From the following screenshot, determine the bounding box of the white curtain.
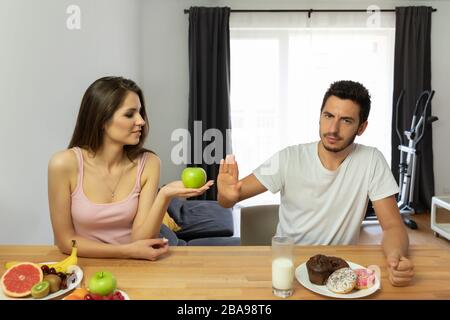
[230,11,395,206]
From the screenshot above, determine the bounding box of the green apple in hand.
[88,271,117,296]
[181,167,207,188]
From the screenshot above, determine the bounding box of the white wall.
[143,0,450,195]
[0,0,142,244]
[141,0,210,184]
[1,0,449,244]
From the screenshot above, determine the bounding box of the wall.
[0,0,142,244]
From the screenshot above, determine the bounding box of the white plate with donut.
[295,261,380,299]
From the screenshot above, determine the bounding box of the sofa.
[167,197,240,246]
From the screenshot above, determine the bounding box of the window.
[230,12,395,206]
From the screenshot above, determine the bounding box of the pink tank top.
[70,147,148,245]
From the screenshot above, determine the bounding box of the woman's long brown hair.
[68,76,153,161]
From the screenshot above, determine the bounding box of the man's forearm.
[381,226,409,258]
[217,174,268,208]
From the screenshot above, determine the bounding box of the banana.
[4,240,78,273]
[4,261,22,269]
[46,240,78,273]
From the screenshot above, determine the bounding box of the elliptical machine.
[394,89,438,229]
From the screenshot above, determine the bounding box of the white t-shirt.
[253,142,399,245]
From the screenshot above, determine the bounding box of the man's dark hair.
[320,80,371,124]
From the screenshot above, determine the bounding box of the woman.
[48,76,213,260]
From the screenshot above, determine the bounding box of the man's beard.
[321,132,357,153]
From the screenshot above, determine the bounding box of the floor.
[359,211,450,251]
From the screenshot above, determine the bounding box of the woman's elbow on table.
[54,237,74,255]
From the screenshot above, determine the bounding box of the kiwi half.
[31,280,50,299]
[44,274,62,293]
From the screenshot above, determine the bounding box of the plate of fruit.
[63,271,128,300]
[1,240,82,300]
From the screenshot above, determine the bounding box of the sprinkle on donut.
[326,267,357,294]
[354,268,376,289]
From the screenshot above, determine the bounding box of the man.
[217,80,414,286]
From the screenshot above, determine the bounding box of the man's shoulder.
[354,143,382,158]
[352,144,389,170]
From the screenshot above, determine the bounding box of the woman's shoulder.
[142,151,161,170]
[139,151,161,181]
[48,148,78,174]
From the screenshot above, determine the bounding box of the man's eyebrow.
[322,111,355,121]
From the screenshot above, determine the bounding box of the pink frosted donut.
[354,268,376,289]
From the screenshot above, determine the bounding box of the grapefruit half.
[1,262,43,297]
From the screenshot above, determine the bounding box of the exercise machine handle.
[415,90,435,145]
[395,90,405,145]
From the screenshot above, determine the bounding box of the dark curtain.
[188,7,231,200]
[391,6,434,210]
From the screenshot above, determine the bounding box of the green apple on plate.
[88,271,116,296]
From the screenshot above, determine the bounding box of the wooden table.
[1,245,450,300]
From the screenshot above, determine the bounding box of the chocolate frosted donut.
[328,256,350,272]
[306,254,333,285]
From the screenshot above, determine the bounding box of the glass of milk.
[272,236,294,298]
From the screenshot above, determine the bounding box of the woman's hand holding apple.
[160,180,214,200]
